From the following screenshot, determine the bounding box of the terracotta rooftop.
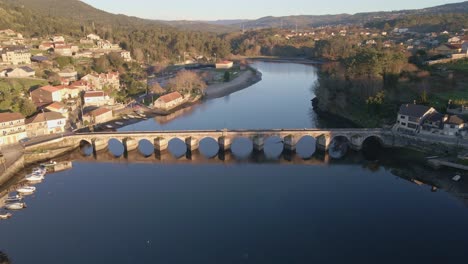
[46,102,66,111]
[0,112,25,123]
[87,107,112,117]
[84,91,107,98]
[157,92,182,103]
[40,85,60,93]
[26,112,65,124]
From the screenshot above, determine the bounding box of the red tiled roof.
[157,92,182,103]
[84,91,107,98]
[40,85,60,93]
[87,107,112,117]
[46,102,65,110]
[26,112,65,124]
[0,112,25,123]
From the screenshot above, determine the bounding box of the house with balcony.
[26,112,67,137]
[0,46,31,65]
[0,112,27,146]
[396,104,436,133]
[83,91,114,107]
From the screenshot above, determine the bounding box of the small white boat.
[105,124,114,129]
[122,116,129,120]
[5,202,27,210]
[127,114,136,119]
[25,174,44,182]
[0,212,12,220]
[17,186,36,195]
[6,194,22,203]
[40,161,56,167]
[452,175,462,182]
[115,121,124,126]
[138,113,146,118]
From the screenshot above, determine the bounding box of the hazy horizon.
[81,0,460,21]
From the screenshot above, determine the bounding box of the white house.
[443,115,465,136]
[396,104,436,133]
[216,60,234,69]
[84,91,114,106]
[153,92,184,110]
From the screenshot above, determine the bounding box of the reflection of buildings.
[154,103,200,125]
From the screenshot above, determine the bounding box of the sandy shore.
[204,69,262,99]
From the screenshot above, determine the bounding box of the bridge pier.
[93,139,108,152]
[154,137,168,152]
[218,136,232,151]
[283,135,297,151]
[252,135,265,151]
[124,138,138,152]
[185,137,199,152]
[316,135,331,152]
[218,149,233,161]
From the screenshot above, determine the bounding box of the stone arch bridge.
[59,128,394,154]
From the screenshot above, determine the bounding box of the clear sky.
[81,0,459,20]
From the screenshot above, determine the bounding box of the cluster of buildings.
[0,111,67,146]
[395,104,467,137]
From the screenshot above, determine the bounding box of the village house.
[396,104,436,133]
[83,107,113,125]
[422,112,445,133]
[0,46,31,65]
[55,85,81,100]
[216,60,234,69]
[82,71,120,90]
[38,42,54,51]
[120,51,132,62]
[4,66,35,78]
[26,112,67,137]
[58,69,78,82]
[30,86,63,107]
[83,91,114,106]
[87,34,101,41]
[0,112,27,146]
[52,36,65,43]
[70,80,91,91]
[435,43,463,55]
[45,102,69,118]
[153,92,184,110]
[54,46,73,56]
[443,115,465,136]
[97,40,119,50]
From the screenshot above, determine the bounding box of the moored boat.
[40,161,56,167]
[105,124,114,129]
[0,212,12,220]
[17,186,36,195]
[115,121,124,126]
[122,116,129,120]
[25,174,44,182]
[5,202,27,210]
[6,194,22,203]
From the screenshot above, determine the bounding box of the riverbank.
[247,56,325,65]
[204,68,262,99]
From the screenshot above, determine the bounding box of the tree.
[19,99,37,117]
[223,71,231,82]
[167,70,207,92]
[149,82,165,94]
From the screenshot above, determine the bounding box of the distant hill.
[232,1,468,30]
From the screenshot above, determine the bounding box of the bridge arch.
[199,137,219,159]
[108,138,125,157]
[362,135,385,161]
[137,138,155,157]
[168,137,187,158]
[231,136,253,160]
[264,135,284,159]
[296,135,317,159]
[79,139,94,156]
[329,135,350,159]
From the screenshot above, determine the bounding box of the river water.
[1,62,468,264]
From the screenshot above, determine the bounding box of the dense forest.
[0,1,231,62]
[365,13,468,33]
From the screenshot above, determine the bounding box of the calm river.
[1,62,468,264]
